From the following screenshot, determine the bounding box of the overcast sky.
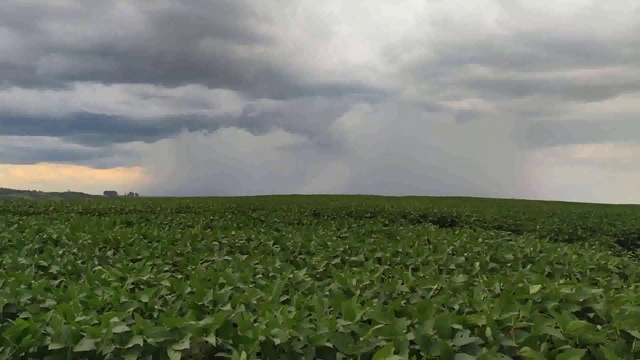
[1,0,639,203]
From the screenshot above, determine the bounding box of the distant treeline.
[0,187,95,199]
[103,191,140,197]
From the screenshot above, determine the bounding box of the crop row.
[4,196,639,253]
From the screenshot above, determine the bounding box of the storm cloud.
[1,0,640,203]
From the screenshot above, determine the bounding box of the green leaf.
[48,342,66,350]
[171,335,191,351]
[600,345,622,360]
[329,332,354,354]
[453,274,468,283]
[342,297,357,322]
[500,337,518,348]
[519,347,544,360]
[143,327,172,344]
[564,320,605,344]
[73,337,96,352]
[566,320,591,335]
[626,330,640,340]
[361,324,385,340]
[437,341,456,359]
[454,354,476,360]
[125,335,144,349]
[464,314,486,326]
[199,309,232,332]
[123,348,142,360]
[539,326,565,340]
[271,328,290,345]
[434,313,454,339]
[372,343,395,360]
[112,324,131,334]
[203,333,217,346]
[556,348,587,360]
[485,327,493,341]
[167,348,181,360]
[529,285,542,294]
[453,330,481,347]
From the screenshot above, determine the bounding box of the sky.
[1,0,640,203]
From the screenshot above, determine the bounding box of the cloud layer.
[1,0,640,203]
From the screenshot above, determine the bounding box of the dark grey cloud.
[236,94,389,142]
[0,90,385,150]
[0,0,390,158]
[0,113,216,146]
[0,1,379,99]
[0,135,136,169]
[0,147,132,169]
[2,147,103,165]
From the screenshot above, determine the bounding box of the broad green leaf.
[171,335,191,351]
[529,285,542,294]
[372,343,395,360]
[167,348,181,360]
[112,324,131,334]
[556,348,587,360]
[341,296,362,322]
[329,332,354,354]
[123,348,142,360]
[538,326,565,340]
[454,353,476,360]
[203,333,217,346]
[73,337,96,352]
[48,342,66,350]
[271,328,290,345]
[626,330,640,340]
[519,347,544,360]
[600,345,621,360]
[434,313,454,339]
[125,335,144,349]
[361,324,385,340]
[566,320,591,335]
[453,330,481,347]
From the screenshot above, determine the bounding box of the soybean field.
[1,196,639,359]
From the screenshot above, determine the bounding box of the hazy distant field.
[1,196,639,359]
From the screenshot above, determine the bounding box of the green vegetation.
[1,195,639,359]
[0,188,96,200]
